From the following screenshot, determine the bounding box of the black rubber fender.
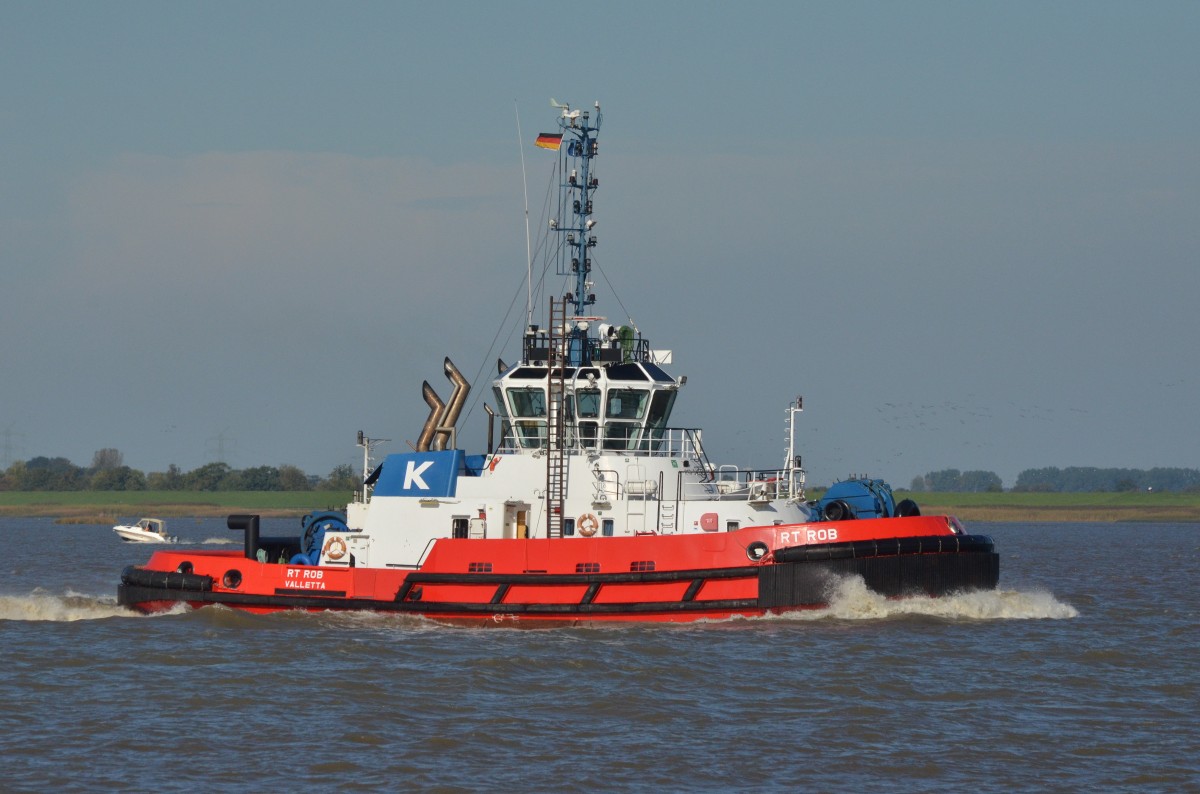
[121,565,213,592]
[772,534,995,563]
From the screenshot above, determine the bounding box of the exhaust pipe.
[416,381,444,452]
[433,358,470,451]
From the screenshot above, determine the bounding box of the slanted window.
[566,389,600,449]
[507,387,548,449]
[606,363,649,381]
[577,422,599,448]
[602,423,638,450]
[606,389,648,419]
[514,421,546,449]
[491,386,510,418]
[642,363,675,382]
[646,390,675,429]
[508,388,546,417]
[603,389,649,451]
[576,388,601,418]
[639,389,677,451]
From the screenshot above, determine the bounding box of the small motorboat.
[113,518,175,544]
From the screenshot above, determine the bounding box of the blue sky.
[2,1,1197,488]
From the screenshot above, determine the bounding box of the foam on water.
[0,590,190,622]
[771,575,1078,622]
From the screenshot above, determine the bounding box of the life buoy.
[323,536,348,560]
[578,513,600,537]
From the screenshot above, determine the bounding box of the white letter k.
[404,461,434,490]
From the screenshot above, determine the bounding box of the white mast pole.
[515,101,534,327]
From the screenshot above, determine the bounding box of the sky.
[2,1,1197,489]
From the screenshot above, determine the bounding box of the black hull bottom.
[118,535,999,619]
[758,550,1000,608]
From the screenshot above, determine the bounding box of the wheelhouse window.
[576,388,601,418]
[491,386,509,419]
[508,388,547,418]
[604,389,648,451]
[645,390,675,429]
[640,389,677,451]
[508,387,547,449]
[571,388,601,449]
[606,389,648,420]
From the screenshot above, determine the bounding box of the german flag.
[535,132,563,150]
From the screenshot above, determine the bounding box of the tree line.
[0,449,359,492]
[911,466,1200,493]
[1011,466,1200,493]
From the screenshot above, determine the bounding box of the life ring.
[323,536,348,560]
[578,513,600,537]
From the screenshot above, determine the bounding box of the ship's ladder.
[658,500,677,533]
[545,297,568,538]
[625,464,658,533]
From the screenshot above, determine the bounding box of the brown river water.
[0,518,1195,791]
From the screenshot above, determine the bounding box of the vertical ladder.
[545,298,568,538]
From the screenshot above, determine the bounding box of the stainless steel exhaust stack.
[416,381,444,452]
[433,358,470,451]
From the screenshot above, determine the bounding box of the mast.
[552,99,602,366]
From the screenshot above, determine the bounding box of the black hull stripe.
[118,549,1000,617]
[118,583,758,615]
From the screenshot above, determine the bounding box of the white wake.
[0,591,186,622]
[774,576,1078,621]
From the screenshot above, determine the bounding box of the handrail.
[492,427,806,504]
[497,424,709,461]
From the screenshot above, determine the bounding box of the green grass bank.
[2,489,1198,523]
[0,491,353,521]
[888,490,1200,522]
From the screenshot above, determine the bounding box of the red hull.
[117,516,998,624]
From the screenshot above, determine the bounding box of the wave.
[770,576,1078,622]
[0,591,187,622]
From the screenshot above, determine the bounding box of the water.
[1,517,1196,792]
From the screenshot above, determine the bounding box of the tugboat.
[118,101,998,623]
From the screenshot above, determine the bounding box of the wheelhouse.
[487,316,685,455]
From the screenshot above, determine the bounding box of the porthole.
[746,541,770,562]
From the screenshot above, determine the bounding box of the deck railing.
[497,424,708,461]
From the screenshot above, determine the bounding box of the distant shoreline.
[1,489,1197,523]
[0,490,350,522]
